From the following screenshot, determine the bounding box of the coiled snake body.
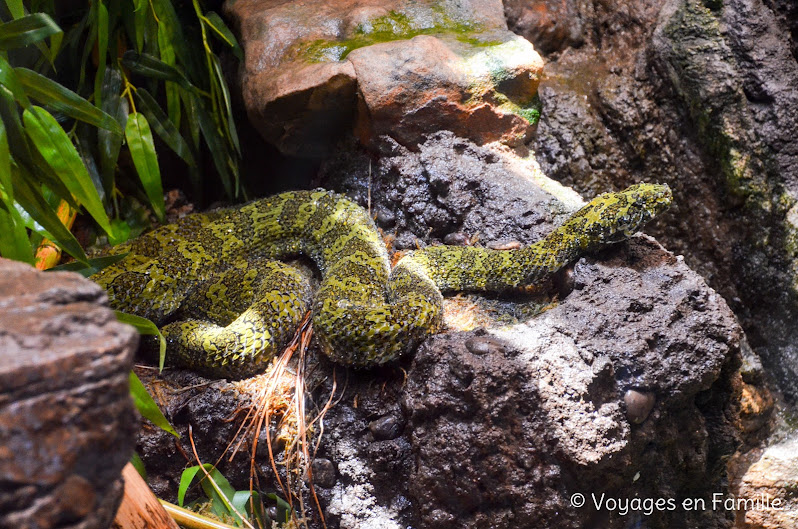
[92,183,672,378]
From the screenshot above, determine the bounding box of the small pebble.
[465,336,507,356]
[369,415,404,441]
[443,232,471,246]
[311,458,337,488]
[624,389,656,424]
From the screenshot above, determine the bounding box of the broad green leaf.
[15,68,122,134]
[115,311,166,370]
[75,130,104,202]
[178,464,212,507]
[98,68,126,194]
[0,205,33,263]
[50,252,129,276]
[121,51,194,92]
[151,0,201,83]
[23,106,115,236]
[200,467,238,520]
[0,13,60,51]
[10,166,87,263]
[202,12,243,60]
[0,55,30,108]
[125,113,164,221]
[93,1,108,107]
[193,94,234,197]
[128,370,178,437]
[0,117,12,202]
[135,88,195,165]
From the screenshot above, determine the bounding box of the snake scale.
[91,183,672,378]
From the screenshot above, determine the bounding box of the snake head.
[576,183,673,246]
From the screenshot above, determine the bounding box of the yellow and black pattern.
[91,183,672,377]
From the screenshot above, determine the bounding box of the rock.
[624,389,656,425]
[0,258,138,529]
[135,134,743,528]
[223,0,542,156]
[517,0,798,402]
[730,432,798,528]
[404,237,741,528]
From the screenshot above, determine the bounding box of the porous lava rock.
[0,258,138,529]
[509,0,798,404]
[223,0,543,156]
[136,135,742,528]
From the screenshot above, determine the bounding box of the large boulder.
[223,0,543,156]
[0,259,138,529]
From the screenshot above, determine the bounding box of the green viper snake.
[91,183,672,378]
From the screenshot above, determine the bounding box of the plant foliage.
[0,0,242,265]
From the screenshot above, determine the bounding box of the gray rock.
[0,258,138,529]
[514,0,798,403]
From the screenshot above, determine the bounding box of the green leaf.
[156,21,180,128]
[10,166,88,263]
[115,310,166,370]
[121,50,195,92]
[125,113,165,221]
[93,1,108,107]
[133,0,146,52]
[50,252,129,276]
[0,205,33,263]
[192,94,234,197]
[0,55,30,108]
[178,464,212,507]
[200,467,238,520]
[98,68,126,194]
[130,451,147,480]
[0,13,60,51]
[4,0,25,19]
[210,54,240,156]
[135,88,195,165]
[128,370,178,437]
[0,116,13,202]
[23,106,115,237]
[202,12,243,60]
[14,68,123,134]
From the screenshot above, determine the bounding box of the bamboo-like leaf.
[125,113,164,221]
[0,55,30,108]
[23,106,115,236]
[98,68,126,194]
[130,452,147,480]
[50,252,129,276]
[133,0,146,52]
[156,21,180,128]
[135,88,195,165]
[0,118,32,262]
[93,1,108,107]
[11,166,88,263]
[121,50,194,92]
[193,94,233,197]
[0,13,60,51]
[0,206,32,262]
[210,54,240,155]
[128,370,178,436]
[15,68,122,134]
[4,0,25,18]
[202,12,243,60]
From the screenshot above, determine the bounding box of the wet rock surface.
[0,258,138,529]
[137,135,742,528]
[510,0,798,402]
[223,0,542,156]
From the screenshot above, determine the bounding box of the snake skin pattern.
[91,183,672,378]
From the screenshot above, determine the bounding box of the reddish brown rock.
[224,0,543,156]
[0,258,138,529]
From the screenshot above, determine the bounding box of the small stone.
[443,232,471,246]
[369,415,404,441]
[465,336,507,356]
[624,389,656,424]
[311,458,337,488]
